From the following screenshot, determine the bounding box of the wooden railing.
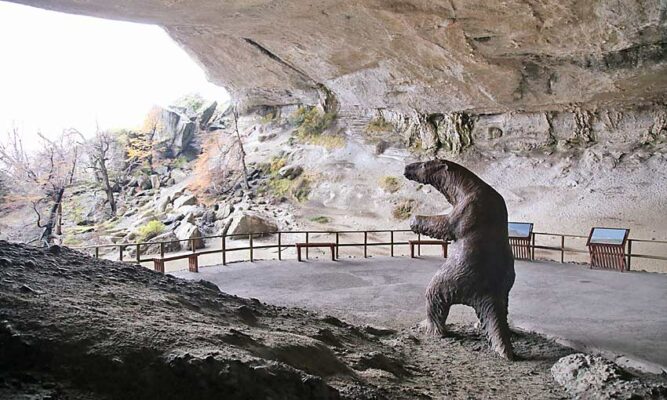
[73,229,667,273]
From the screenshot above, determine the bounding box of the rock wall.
[10,0,667,114]
[361,102,667,158]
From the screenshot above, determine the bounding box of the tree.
[0,128,83,246]
[87,130,125,215]
[232,106,250,190]
[189,106,250,197]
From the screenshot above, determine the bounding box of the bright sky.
[0,1,230,150]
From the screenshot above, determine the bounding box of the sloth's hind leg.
[424,271,453,336]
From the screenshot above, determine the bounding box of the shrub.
[309,215,331,224]
[174,93,205,112]
[267,176,311,202]
[270,157,287,175]
[260,112,277,125]
[269,178,292,197]
[290,106,343,149]
[137,220,166,242]
[172,155,189,169]
[392,200,416,221]
[379,176,401,193]
[365,116,394,134]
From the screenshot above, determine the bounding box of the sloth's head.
[404,159,452,185]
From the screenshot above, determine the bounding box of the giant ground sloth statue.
[404,159,515,360]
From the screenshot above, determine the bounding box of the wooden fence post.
[364,231,368,258]
[278,232,282,261]
[305,232,309,259]
[249,233,254,262]
[390,231,394,257]
[222,235,226,266]
[95,247,99,259]
[335,232,340,258]
[560,235,565,263]
[119,245,124,262]
[626,239,632,271]
[136,243,141,263]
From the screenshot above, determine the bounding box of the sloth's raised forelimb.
[409,214,456,241]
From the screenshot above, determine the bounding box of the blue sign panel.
[589,228,629,246]
[508,222,533,238]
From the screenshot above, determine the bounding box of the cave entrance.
[0,1,230,147]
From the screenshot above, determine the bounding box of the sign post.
[586,227,630,272]
[508,222,534,260]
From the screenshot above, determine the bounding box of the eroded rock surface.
[10,0,667,113]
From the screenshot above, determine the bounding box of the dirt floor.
[1,241,665,399]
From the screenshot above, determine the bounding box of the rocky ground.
[1,241,666,399]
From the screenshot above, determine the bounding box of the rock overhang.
[8,0,667,113]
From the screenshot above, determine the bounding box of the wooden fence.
[73,229,667,273]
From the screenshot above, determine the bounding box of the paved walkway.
[174,257,667,373]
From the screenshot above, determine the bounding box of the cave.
[1,1,667,399]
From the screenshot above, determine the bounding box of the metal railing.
[73,228,667,273]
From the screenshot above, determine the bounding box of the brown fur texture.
[404,159,515,360]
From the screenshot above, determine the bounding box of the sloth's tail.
[476,296,514,360]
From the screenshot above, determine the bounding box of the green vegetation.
[365,116,394,134]
[269,178,292,197]
[267,175,312,203]
[172,155,189,169]
[137,220,166,242]
[174,93,205,112]
[309,215,331,224]
[269,157,287,175]
[290,106,343,149]
[260,112,277,125]
[292,178,311,202]
[379,176,401,193]
[392,199,416,221]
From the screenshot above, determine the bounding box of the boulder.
[278,165,303,180]
[153,107,197,157]
[170,168,188,184]
[150,175,161,190]
[215,204,233,220]
[174,194,197,209]
[157,194,172,212]
[227,212,278,239]
[175,222,205,250]
[162,212,184,225]
[551,353,667,399]
[202,210,217,224]
[136,176,152,190]
[128,231,182,257]
[199,101,218,129]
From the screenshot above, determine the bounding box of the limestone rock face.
[12,0,667,113]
